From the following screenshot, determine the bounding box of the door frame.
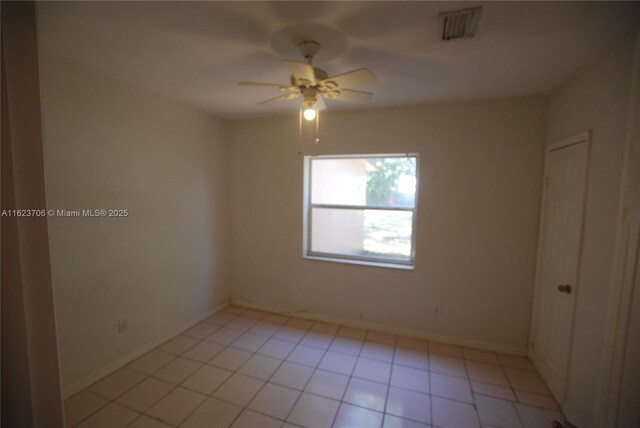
[528,131,591,403]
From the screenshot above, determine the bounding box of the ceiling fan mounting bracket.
[299,40,321,62]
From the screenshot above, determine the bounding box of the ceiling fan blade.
[330,89,373,104]
[239,81,297,91]
[257,93,300,105]
[283,60,316,85]
[321,68,377,88]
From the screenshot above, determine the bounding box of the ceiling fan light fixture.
[303,107,317,121]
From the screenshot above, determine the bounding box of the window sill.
[303,254,415,271]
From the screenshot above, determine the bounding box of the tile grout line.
[328,332,366,428]
[68,306,561,428]
[280,327,337,427]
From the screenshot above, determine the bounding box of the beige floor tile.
[257,338,295,360]
[248,383,300,420]
[394,347,429,370]
[318,351,357,375]
[310,322,341,335]
[181,397,242,428]
[226,316,259,332]
[249,321,281,337]
[361,342,395,363]
[127,414,174,428]
[462,348,500,365]
[475,394,523,427]
[232,409,283,427]
[241,309,267,320]
[145,387,206,426]
[213,373,264,406]
[181,364,233,395]
[505,368,550,395]
[430,372,473,403]
[471,380,516,401]
[432,396,480,428]
[232,332,269,352]
[158,335,198,355]
[304,369,350,400]
[273,326,307,343]
[515,403,564,428]
[89,368,146,400]
[262,313,289,325]
[466,361,510,386]
[344,378,388,412]
[181,341,224,363]
[238,354,281,380]
[334,403,384,428]
[429,341,463,358]
[75,403,139,428]
[429,353,467,378]
[386,386,430,424]
[286,317,314,330]
[127,350,175,375]
[337,326,367,340]
[153,357,202,385]
[287,392,340,428]
[115,377,174,412]
[209,347,252,371]
[65,308,560,428]
[329,336,363,356]
[515,390,559,410]
[286,344,325,367]
[205,327,244,346]
[64,390,109,427]
[183,322,219,340]
[222,306,246,315]
[353,357,392,384]
[203,313,235,326]
[366,330,397,346]
[270,362,314,390]
[382,414,430,428]
[390,365,429,394]
[300,331,334,350]
[498,354,537,371]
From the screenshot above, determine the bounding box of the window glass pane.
[311,157,416,208]
[311,208,413,262]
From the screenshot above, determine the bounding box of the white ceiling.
[37,1,640,119]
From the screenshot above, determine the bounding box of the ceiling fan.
[239,40,376,120]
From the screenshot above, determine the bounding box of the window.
[303,154,418,269]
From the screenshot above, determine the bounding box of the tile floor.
[65,306,565,428]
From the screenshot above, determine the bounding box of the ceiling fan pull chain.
[299,103,303,142]
[315,110,320,144]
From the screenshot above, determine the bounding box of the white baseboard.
[63,300,229,399]
[231,299,527,356]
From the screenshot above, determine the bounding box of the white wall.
[546,31,637,427]
[229,96,547,353]
[39,57,231,394]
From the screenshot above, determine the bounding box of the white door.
[530,134,589,401]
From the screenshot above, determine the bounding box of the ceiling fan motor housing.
[299,40,321,60]
[302,87,319,107]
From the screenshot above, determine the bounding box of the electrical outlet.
[434,306,442,317]
[117,318,128,333]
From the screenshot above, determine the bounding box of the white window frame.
[303,153,419,270]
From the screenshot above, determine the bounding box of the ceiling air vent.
[439,6,482,41]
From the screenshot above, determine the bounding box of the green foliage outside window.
[366,158,416,206]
